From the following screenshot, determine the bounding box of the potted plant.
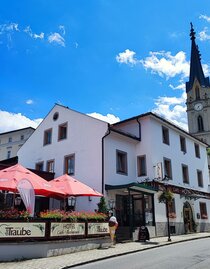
[158,190,174,204]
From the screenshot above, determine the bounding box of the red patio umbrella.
[0,164,65,198]
[50,174,103,197]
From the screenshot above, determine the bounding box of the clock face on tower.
[194,102,203,111]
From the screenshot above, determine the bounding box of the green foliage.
[97,197,108,214]
[207,148,210,157]
[158,190,174,204]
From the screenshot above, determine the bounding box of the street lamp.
[67,196,76,210]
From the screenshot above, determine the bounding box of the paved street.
[0,233,209,269]
[74,238,210,269]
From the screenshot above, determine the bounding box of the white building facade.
[106,113,210,238]
[0,127,34,161]
[18,104,108,212]
[18,105,210,238]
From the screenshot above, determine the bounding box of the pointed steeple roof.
[186,23,210,92]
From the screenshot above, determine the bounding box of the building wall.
[18,105,108,212]
[0,128,34,161]
[107,115,210,236]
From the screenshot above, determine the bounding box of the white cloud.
[152,90,188,130]
[199,14,210,23]
[87,112,120,124]
[24,26,44,40]
[59,25,65,36]
[0,23,19,34]
[198,27,210,41]
[169,83,185,90]
[0,22,66,49]
[26,99,34,105]
[0,110,42,133]
[140,51,189,79]
[48,33,65,47]
[116,49,138,65]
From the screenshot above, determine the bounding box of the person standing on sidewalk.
[108,211,118,247]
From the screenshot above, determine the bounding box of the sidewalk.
[1,233,209,269]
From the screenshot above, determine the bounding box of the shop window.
[116,150,127,175]
[182,164,189,184]
[58,122,67,140]
[200,202,208,219]
[44,128,52,145]
[162,126,170,145]
[137,155,147,176]
[64,154,75,175]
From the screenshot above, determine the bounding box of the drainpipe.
[101,124,111,194]
[136,118,141,141]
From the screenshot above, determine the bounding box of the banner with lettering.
[0,222,45,238]
[50,222,85,237]
[88,222,109,235]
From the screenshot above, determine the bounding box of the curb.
[62,235,210,269]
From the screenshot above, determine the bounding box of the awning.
[105,182,157,194]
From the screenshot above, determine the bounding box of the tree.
[97,197,108,214]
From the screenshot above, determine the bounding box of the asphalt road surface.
[72,238,210,269]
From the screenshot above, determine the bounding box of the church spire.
[186,23,210,92]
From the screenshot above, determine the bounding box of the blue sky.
[1,0,210,132]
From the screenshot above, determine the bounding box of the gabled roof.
[0,127,35,136]
[112,111,209,147]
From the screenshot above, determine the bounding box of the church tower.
[186,23,210,145]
